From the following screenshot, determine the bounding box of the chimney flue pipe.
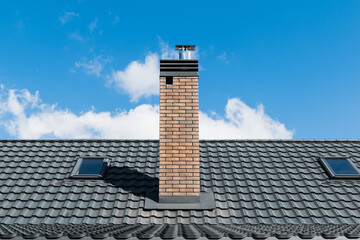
[176,45,195,60]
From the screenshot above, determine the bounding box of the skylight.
[320,157,360,179]
[70,158,108,179]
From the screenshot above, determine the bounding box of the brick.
[166,188,179,192]
[160,76,199,196]
[173,146,186,150]
[166,173,179,176]
[160,177,173,181]
[167,165,180,169]
[182,180,195,184]
[186,176,200,180]
[186,192,200,196]
[166,180,179,184]
[182,165,195,168]
[180,150,193,154]
[180,188,190,192]
[172,131,186,135]
[173,192,186,196]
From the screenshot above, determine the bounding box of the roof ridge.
[0,139,159,142]
[200,139,360,142]
[0,139,359,142]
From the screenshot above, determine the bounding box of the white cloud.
[68,32,84,42]
[200,98,293,139]
[0,87,293,139]
[59,12,79,25]
[75,57,106,77]
[217,51,229,64]
[0,87,159,139]
[108,53,159,102]
[158,37,178,59]
[108,37,204,102]
[108,39,203,102]
[108,10,119,24]
[89,18,98,33]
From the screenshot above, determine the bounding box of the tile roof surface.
[0,139,360,239]
[1,223,360,239]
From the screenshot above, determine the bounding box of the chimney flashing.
[144,192,215,210]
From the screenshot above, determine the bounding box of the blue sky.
[0,0,359,139]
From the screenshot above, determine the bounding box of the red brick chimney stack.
[158,45,200,203]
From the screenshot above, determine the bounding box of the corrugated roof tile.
[0,139,359,228]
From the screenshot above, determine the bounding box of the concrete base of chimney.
[144,192,215,210]
[159,196,200,204]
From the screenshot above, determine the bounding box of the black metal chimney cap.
[160,59,198,77]
[175,45,195,51]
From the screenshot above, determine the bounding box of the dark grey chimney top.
[175,45,195,51]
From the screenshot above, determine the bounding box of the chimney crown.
[160,45,198,77]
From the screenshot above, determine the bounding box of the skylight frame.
[319,156,360,179]
[70,156,109,179]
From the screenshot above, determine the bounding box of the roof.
[1,223,360,239]
[1,139,360,239]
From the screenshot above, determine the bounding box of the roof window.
[70,157,108,179]
[320,157,360,179]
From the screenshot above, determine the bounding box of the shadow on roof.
[103,166,159,201]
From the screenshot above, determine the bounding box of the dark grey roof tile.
[0,140,360,226]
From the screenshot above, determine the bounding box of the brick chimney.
[159,45,200,203]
